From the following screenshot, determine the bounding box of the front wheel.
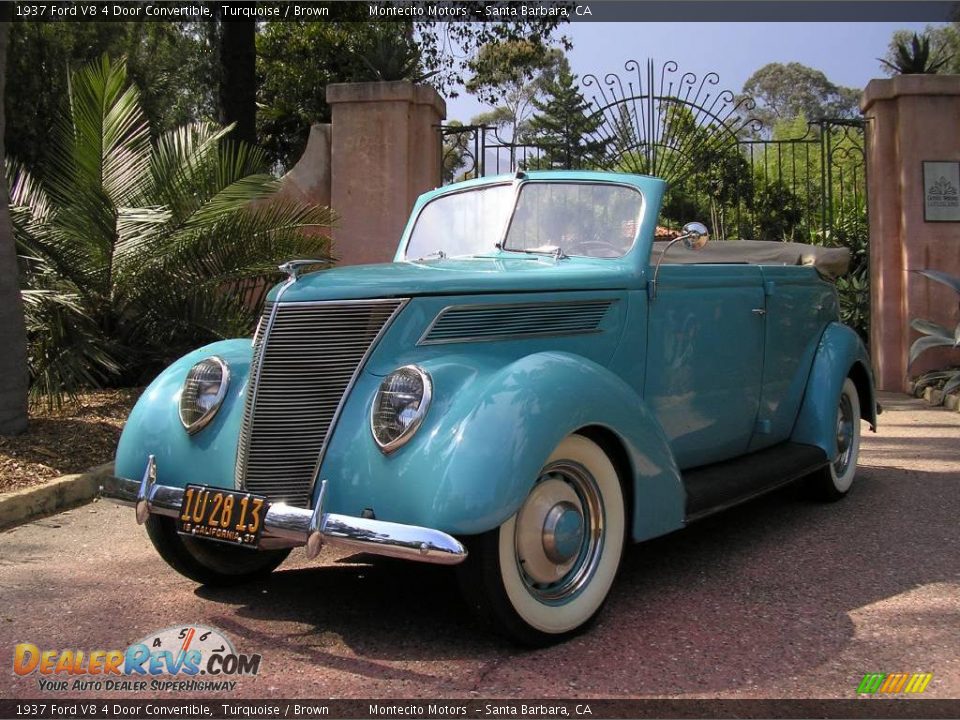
[807,377,862,501]
[146,516,290,586]
[458,434,626,646]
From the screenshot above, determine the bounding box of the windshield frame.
[400,178,646,262]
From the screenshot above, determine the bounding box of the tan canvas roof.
[650,240,851,281]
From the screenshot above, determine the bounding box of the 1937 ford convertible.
[101,170,877,645]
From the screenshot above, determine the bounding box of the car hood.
[273,256,638,303]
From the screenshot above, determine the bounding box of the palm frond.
[21,288,122,410]
[12,55,338,406]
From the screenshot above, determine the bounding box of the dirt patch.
[0,388,141,494]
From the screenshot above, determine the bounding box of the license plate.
[177,485,269,549]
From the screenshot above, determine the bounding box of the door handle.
[752,308,766,315]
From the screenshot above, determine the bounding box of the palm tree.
[0,14,29,435]
[9,55,333,408]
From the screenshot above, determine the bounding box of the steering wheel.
[573,239,624,258]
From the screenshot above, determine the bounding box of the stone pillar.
[862,76,960,392]
[327,81,445,267]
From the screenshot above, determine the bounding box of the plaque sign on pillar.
[923,161,960,222]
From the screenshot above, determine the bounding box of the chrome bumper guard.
[99,456,467,566]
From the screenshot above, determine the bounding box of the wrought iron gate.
[439,59,869,337]
[441,60,865,241]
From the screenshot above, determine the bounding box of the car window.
[404,184,514,260]
[504,183,643,258]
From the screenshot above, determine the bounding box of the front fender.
[114,339,253,489]
[791,322,877,457]
[319,351,685,540]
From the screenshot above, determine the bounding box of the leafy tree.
[753,179,805,241]
[416,16,571,101]
[257,19,570,171]
[879,31,953,74]
[741,63,860,132]
[257,22,432,170]
[467,40,568,166]
[6,21,214,175]
[8,57,332,407]
[440,120,475,183]
[638,102,753,239]
[527,67,607,169]
[0,9,29,435]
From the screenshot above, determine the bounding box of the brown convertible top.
[650,240,851,281]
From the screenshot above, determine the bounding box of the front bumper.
[99,456,467,566]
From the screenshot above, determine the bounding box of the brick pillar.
[327,81,445,267]
[862,76,960,391]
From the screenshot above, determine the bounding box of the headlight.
[179,356,230,434]
[370,365,432,453]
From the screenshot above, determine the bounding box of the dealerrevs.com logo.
[13,625,261,692]
[857,672,933,695]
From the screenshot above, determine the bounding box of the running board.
[684,442,828,522]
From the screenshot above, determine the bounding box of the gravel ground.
[0,389,139,494]
[0,392,957,703]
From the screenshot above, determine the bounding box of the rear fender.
[791,322,877,457]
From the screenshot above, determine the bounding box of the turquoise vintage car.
[102,170,877,645]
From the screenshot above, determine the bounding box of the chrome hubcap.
[542,502,584,564]
[514,461,604,604]
[833,393,855,476]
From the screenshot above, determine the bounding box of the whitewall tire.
[459,434,626,646]
[809,377,861,501]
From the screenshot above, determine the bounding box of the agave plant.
[353,25,438,83]
[909,269,960,397]
[8,56,333,407]
[879,32,952,75]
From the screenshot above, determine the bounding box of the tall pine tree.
[528,67,607,169]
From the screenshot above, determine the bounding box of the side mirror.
[680,221,710,250]
[649,221,711,300]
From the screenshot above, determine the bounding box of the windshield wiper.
[507,245,568,260]
[415,250,447,261]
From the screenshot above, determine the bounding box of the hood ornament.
[279,258,330,282]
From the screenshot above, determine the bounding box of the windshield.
[404,184,514,260]
[403,181,644,261]
[505,183,643,258]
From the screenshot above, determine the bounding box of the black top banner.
[8,0,960,23]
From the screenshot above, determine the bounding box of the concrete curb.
[0,462,114,531]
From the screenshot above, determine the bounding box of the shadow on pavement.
[192,457,958,696]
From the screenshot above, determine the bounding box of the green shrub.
[9,56,333,408]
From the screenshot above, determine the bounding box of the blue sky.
[445,21,937,122]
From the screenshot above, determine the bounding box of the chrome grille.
[419,299,615,345]
[236,299,406,507]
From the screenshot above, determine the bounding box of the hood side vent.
[419,299,615,345]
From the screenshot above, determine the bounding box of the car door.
[643,264,766,469]
[747,266,836,452]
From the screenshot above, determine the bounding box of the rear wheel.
[808,377,861,501]
[459,434,626,646]
[146,516,290,586]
